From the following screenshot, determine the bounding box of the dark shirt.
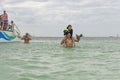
[69,29,73,37]
[64,29,73,37]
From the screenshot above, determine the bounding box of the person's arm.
[28,35,31,40]
[61,37,66,45]
[74,39,79,42]
[21,36,25,40]
[72,38,75,46]
[29,37,32,40]
[74,38,79,42]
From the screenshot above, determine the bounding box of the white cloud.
[0,0,120,37]
[4,1,49,8]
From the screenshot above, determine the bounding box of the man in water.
[21,33,31,43]
[61,32,82,47]
[63,25,82,40]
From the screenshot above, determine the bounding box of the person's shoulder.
[63,37,67,40]
[72,37,75,40]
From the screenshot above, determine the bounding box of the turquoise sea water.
[0,37,120,80]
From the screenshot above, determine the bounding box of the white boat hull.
[0,31,20,41]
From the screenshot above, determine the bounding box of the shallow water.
[0,38,120,80]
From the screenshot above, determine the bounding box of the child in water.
[63,25,82,42]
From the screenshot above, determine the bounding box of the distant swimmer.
[61,32,82,47]
[21,33,31,43]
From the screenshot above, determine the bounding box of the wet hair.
[26,33,29,35]
[11,21,14,23]
[67,25,72,29]
[65,31,70,35]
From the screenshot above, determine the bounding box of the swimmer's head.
[67,25,72,30]
[65,32,71,38]
[3,10,6,14]
[25,33,29,36]
[11,21,14,23]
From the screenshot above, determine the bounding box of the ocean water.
[0,37,120,80]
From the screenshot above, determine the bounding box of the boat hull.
[0,31,16,41]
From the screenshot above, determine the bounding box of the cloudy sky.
[0,0,120,37]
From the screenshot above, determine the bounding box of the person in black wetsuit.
[64,25,73,38]
[63,25,83,42]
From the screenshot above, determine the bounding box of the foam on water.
[0,38,120,80]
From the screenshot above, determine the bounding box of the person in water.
[63,25,83,43]
[61,32,82,47]
[64,25,73,37]
[21,33,31,43]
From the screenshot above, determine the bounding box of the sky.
[0,0,120,37]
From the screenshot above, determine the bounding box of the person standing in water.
[21,33,31,43]
[61,32,81,47]
[63,25,82,43]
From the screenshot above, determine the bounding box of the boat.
[0,30,21,41]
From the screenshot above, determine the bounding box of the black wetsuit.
[69,29,73,37]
